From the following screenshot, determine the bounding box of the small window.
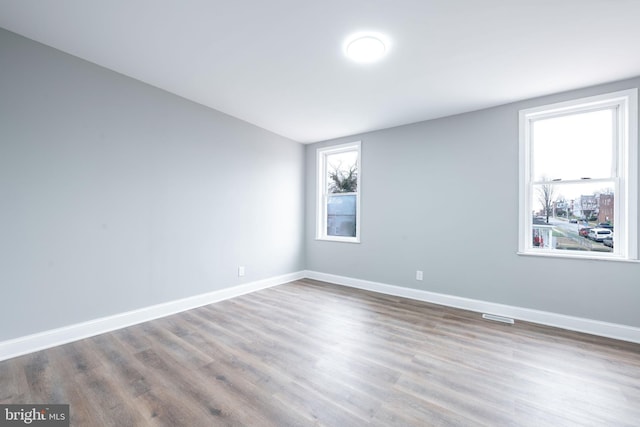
[519,89,638,260]
[316,141,361,242]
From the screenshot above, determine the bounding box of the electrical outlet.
[238,266,245,277]
[416,270,423,281]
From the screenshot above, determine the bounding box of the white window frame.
[518,89,638,261]
[316,141,361,243]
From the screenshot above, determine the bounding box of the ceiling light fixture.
[344,33,388,63]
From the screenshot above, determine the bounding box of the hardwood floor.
[1,279,639,426]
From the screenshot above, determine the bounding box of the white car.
[588,228,612,242]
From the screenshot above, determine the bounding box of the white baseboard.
[2,269,637,362]
[304,270,640,344]
[0,271,305,362]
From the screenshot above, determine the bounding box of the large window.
[519,89,638,260]
[316,141,361,242]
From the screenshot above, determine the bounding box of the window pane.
[327,194,356,237]
[317,141,361,242]
[326,151,358,193]
[531,181,614,253]
[532,109,613,181]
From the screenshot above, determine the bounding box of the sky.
[532,108,613,181]
[532,107,615,205]
[327,151,358,173]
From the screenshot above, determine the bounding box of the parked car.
[579,227,592,237]
[603,237,614,248]
[569,219,578,223]
[588,228,613,242]
[597,222,614,230]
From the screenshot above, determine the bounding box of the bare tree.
[537,180,556,223]
[328,163,357,193]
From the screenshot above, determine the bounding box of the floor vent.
[482,313,515,324]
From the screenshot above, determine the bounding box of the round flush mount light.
[344,33,388,63]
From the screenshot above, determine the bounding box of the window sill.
[517,251,640,263]
[316,236,360,244]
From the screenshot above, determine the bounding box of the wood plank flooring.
[1,279,639,426]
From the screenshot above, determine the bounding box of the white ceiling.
[1,0,640,143]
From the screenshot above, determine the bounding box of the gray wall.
[0,29,305,341]
[306,77,640,328]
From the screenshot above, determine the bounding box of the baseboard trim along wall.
[303,270,640,345]
[0,271,305,362]
[2,269,638,362]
